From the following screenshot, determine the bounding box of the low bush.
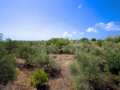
[31,69,48,87]
[0,55,16,85]
[44,60,61,78]
[71,52,102,90]
[62,44,75,54]
[47,38,70,54]
[47,38,69,48]
[71,38,120,90]
[105,46,120,75]
[16,45,35,59]
[29,51,61,77]
[96,40,103,47]
[31,51,50,67]
[15,45,36,67]
[47,45,59,54]
[70,51,116,90]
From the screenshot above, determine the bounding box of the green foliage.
[28,50,61,77]
[91,38,97,41]
[0,48,7,58]
[46,38,71,54]
[31,69,48,87]
[62,44,75,54]
[15,45,36,66]
[70,62,79,76]
[47,45,59,54]
[30,51,50,67]
[0,55,16,85]
[105,45,120,75]
[0,41,16,85]
[4,39,18,54]
[1,37,120,89]
[0,39,18,56]
[71,52,102,90]
[44,59,61,78]
[47,38,70,48]
[71,37,120,90]
[106,36,120,43]
[16,45,35,59]
[96,40,103,47]
[80,38,89,42]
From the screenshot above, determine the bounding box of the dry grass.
[49,54,75,90]
[4,54,75,90]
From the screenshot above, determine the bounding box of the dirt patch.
[4,55,75,90]
[3,59,35,90]
[49,54,75,90]
[5,68,35,90]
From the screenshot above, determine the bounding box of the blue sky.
[0,0,120,40]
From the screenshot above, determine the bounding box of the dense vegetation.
[0,36,120,90]
[0,41,16,89]
[71,36,120,90]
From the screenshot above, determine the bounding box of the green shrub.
[70,62,80,76]
[91,38,97,41]
[71,52,103,90]
[0,55,16,85]
[62,45,75,54]
[47,45,59,54]
[0,48,7,58]
[31,51,50,67]
[4,39,18,54]
[96,40,103,47]
[105,46,120,75]
[47,38,69,48]
[29,51,61,77]
[16,45,35,59]
[31,69,48,87]
[80,38,89,42]
[106,36,120,43]
[15,45,36,66]
[71,38,120,90]
[44,59,61,78]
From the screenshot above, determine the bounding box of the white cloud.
[105,22,114,30]
[105,22,120,31]
[63,32,72,37]
[62,32,73,38]
[86,21,120,33]
[62,31,84,38]
[86,27,97,32]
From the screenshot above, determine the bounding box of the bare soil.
[49,54,75,90]
[4,54,75,90]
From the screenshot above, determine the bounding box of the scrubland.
[0,37,120,90]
